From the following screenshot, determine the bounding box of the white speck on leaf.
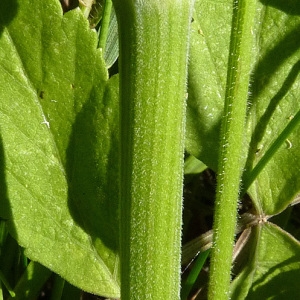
[41,115,50,128]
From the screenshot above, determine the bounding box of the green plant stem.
[113,0,193,299]
[242,109,300,194]
[208,1,256,299]
[98,0,112,53]
[79,0,94,19]
[0,270,15,298]
[50,274,65,300]
[8,261,51,300]
[0,283,3,300]
[181,249,210,300]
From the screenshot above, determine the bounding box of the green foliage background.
[0,0,299,298]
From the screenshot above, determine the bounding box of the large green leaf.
[244,3,300,215]
[186,0,300,215]
[185,0,232,171]
[0,0,119,297]
[230,222,300,299]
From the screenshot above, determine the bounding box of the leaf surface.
[0,0,119,297]
[231,222,300,299]
[185,0,232,170]
[244,4,300,215]
[186,0,300,215]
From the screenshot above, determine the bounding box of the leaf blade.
[0,1,120,297]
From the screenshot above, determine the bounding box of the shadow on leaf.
[66,77,119,255]
[0,133,11,222]
[247,256,300,299]
[244,19,300,181]
[0,0,18,37]
[260,0,300,15]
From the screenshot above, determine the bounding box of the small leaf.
[103,6,119,69]
[184,155,206,175]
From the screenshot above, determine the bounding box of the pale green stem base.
[113,1,193,299]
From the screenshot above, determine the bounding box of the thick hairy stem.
[113,0,193,299]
